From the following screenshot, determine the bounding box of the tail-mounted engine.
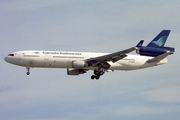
[136,46,175,57]
[135,30,175,57]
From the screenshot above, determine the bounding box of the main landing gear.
[26,67,30,75]
[91,64,106,80]
[91,70,104,80]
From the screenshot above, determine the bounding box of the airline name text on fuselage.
[42,51,82,55]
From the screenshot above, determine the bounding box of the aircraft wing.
[147,51,174,63]
[86,47,136,68]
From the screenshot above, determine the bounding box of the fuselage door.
[84,55,90,60]
[135,57,139,64]
[44,55,49,60]
[17,53,21,60]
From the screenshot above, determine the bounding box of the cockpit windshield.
[8,54,14,56]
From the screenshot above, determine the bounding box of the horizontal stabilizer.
[147,51,173,63]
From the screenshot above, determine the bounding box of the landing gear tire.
[96,76,100,80]
[100,71,104,75]
[91,75,100,80]
[91,75,96,80]
[27,72,30,75]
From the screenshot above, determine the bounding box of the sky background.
[0,0,180,120]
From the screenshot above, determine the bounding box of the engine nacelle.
[136,46,167,57]
[67,68,86,75]
[72,60,87,68]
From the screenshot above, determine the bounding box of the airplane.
[4,30,175,80]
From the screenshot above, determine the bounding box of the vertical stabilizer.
[147,30,171,47]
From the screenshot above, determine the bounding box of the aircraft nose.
[4,56,8,62]
[4,56,11,63]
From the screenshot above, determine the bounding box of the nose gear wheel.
[26,67,30,75]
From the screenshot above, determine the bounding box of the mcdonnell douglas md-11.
[4,30,175,80]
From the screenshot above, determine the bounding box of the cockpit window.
[8,54,14,56]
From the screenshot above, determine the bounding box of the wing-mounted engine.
[136,46,174,57]
[72,60,88,68]
[67,68,87,75]
[68,60,89,75]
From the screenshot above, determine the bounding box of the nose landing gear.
[26,67,30,75]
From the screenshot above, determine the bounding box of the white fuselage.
[4,50,167,71]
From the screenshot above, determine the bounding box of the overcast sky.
[0,0,180,120]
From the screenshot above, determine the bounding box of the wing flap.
[87,47,136,66]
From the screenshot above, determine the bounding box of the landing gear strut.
[26,67,30,75]
[91,64,105,80]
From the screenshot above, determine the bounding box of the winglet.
[136,40,144,47]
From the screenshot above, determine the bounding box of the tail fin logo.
[152,36,167,47]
